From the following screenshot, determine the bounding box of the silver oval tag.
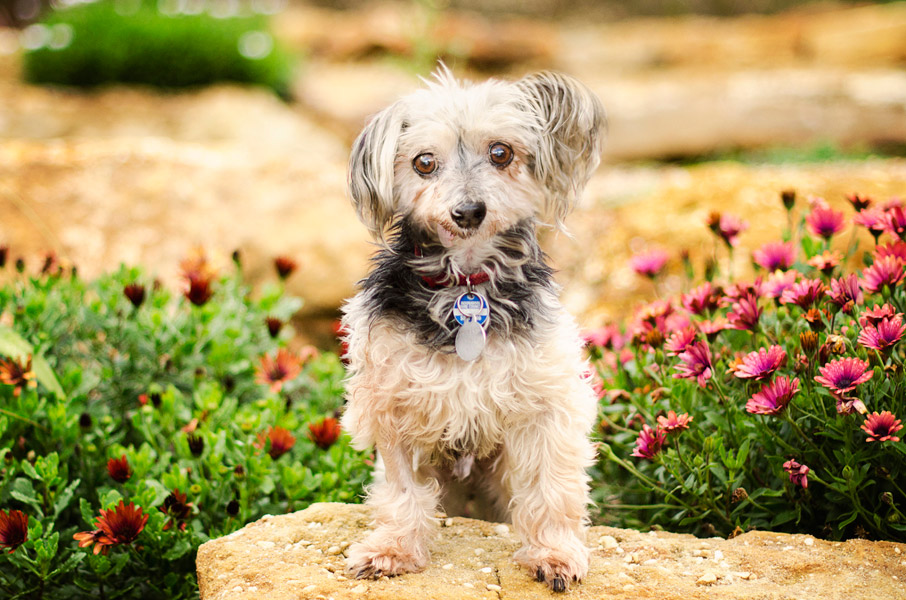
[455,319,486,361]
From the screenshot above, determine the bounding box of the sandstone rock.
[196,502,906,600]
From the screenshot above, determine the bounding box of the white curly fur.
[340,66,605,592]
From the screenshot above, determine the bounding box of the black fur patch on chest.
[359,219,556,351]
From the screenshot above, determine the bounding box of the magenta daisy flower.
[783,459,810,489]
[681,282,722,315]
[732,345,787,380]
[780,278,826,309]
[874,241,906,263]
[827,273,863,312]
[846,193,873,211]
[762,270,799,300]
[860,256,906,295]
[707,212,748,247]
[673,340,713,388]
[698,317,729,340]
[727,292,762,331]
[631,425,667,460]
[814,357,873,396]
[853,207,888,242]
[752,241,795,271]
[664,326,698,356]
[859,303,898,328]
[630,249,669,278]
[886,205,906,239]
[583,325,623,351]
[805,200,845,239]
[656,411,693,433]
[857,315,906,351]
[861,411,903,443]
[746,375,799,415]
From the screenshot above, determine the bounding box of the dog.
[340,66,605,593]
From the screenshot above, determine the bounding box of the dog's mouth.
[437,223,458,248]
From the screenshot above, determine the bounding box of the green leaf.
[52,478,81,520]
[10,477,44,517]
[162,536,193,561]
[48,552,86,578]
[0,325,65,399]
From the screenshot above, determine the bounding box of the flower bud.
[730,488,748,503]
[799,331,819,355]
[781,189,796,211]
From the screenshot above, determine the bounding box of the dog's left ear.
[516,71,606,228]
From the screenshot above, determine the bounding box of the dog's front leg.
[504,412,594,592]
[346,440,439,579]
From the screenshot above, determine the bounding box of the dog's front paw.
[514,542,589,593]
[346,540,428,580]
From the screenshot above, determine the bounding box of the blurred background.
[1,0,905,344]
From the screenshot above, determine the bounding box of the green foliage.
[590,193,906,542]
[22,0,294,97]
[0,258,369,599]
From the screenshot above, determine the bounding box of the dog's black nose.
[451,202,486,230]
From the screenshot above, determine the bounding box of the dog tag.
[453,292,489,327]
[455,317,486,361]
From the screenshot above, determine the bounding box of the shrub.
[590,191,906,542]
[21,0,294,98]
[0,251,369,598]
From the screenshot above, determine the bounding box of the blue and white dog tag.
[453,291,490,362]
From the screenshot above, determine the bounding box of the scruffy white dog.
[340,66,605,592]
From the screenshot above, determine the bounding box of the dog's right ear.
[348,102,407,239]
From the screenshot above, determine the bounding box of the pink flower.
[874,241,906,263]
[859,303,898,328]
[783,459,810,489]
[746,376,799,415]
[853,207,888,241]
[664,326,698,356]
[631,425,667,459]
[656,411,693,433]
[673,341,713,388]
[827,274,863,312]
[836,396,868,415]
[682,282,722,315]
[886,205,906,239]
[732,346,787,380]
[860,256,906,294]
[584,325,624,351]
[762,270,799,300]
[861,411,903,443]
[857,315,906,351]
[780,278,826,309]
[698,317,729,340]
[727,292,761,331]
[752,241,795,271]
[815,357,873,396]
[846,193,873,211]
[707,212,748,247]
[805,200,845,239]
[807,250,841,275]
[630,249,669,278]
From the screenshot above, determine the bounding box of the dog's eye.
[488,142,514,168]
[413,153,438,176]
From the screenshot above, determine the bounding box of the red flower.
[106,455,132,483]
[265,316,284,339]
[858,315,906,352]
[860,256,906,295]
[664,326,698,356]
[782,459,810,489]
[631,425,666,460]
[629,249,669,278]
[681,282,722,315]
[258,426,296,459]
[707,212,748,247]
[656,411,693,433]
[673,341,713,388]
[846,193,873,211]
[780,279,826,310]
[255,348,303,393]
[861,411,903,443]
[0,355,37,397]
[732,345,787,381]
[815,357,873,396]
[746,376,799,416]
[727,292,762,331]
[180,250,217,306]
[159,489,194,532]
[805,200,845,239]
[0,509,28,553]
[752,241,795,271]
[123,283,146,308]
[74,501,148,555]
[274,256,298,280]
[308,417,342,450]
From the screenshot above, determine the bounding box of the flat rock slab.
[196,503,906,600]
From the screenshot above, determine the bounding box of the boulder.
[196,502,906,600]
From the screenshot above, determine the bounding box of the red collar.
[413,245,490,289]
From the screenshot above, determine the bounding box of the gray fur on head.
[347,67,606,240]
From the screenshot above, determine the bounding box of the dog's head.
[348,67,605,251]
